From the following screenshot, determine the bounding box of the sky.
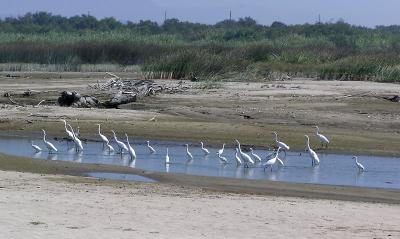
[1,0,399,27]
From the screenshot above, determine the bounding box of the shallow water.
[0,134,399,190]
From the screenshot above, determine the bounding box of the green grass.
[2,15,400,81]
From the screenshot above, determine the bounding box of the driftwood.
[36,100,45,107]
[58,91,99,108]
[58,73,187,109]
[103,83,155,108]
[384,95,400,102]
[102,91,137,108]
[7,96,20,105]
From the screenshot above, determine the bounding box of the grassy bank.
[2,13,400,81]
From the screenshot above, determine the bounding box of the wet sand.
[0,170,399,239]
[1,153,400,204]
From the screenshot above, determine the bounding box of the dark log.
[58,91,80,106]
[385,95,400,102]
[58,91,99,108]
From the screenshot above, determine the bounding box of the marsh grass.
[2,18,400,81]
[0,63,140,72]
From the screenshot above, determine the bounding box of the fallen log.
[102,80,155,108]
[58,91,99,108]
[102,91,137,108]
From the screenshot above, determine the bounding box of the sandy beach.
[0,170,399,239]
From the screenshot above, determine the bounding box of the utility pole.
[229,10,232,20]
[164,11,167,22]
[318,14,321,24]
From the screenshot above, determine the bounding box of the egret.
[105,142,114,154]
[234,148,243,166]
[125,134,136,160]
[235,139,254,167]
[31,141,42,153]
[185,144,193,161]
[305,135,320,166]
[263,147,281,171]
[165,148,170,164]
[217,143,225,156]
[61,119,74,144]
[41,129,58,154]
[67,124,83,152]
[272,132,290,156]
[200,142,210,155]
[146,140,156,153]
[277,157,285,166]
[217,153,228,164]
[353,156,365,172]
[250,148,262,162]
[111,130,128,154]
[315,126,329,148]
[96,124,109,148]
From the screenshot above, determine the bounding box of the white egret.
[96,124,109,148]
[305,135,320,166]
[315,126,329,148]
[61,119,74,144]
[146,140,156,153]
[165,148,170,164]
[353,156,365,172]
[217,143,225,155]
[200,142,210,155]
[125,134,136,160]
[250,148,262,162]
[235,139,254,167]
[68,124,83,152]
[105,142,114,154]
[111,130,128,154]
[31,141,42,153]
[217,153,228,164]
[263,147,281,171]
[41,129,58,154]
[234,148,243,166]
[272,132,290,156]
[185,144,193,161]
[277,157,285,166]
